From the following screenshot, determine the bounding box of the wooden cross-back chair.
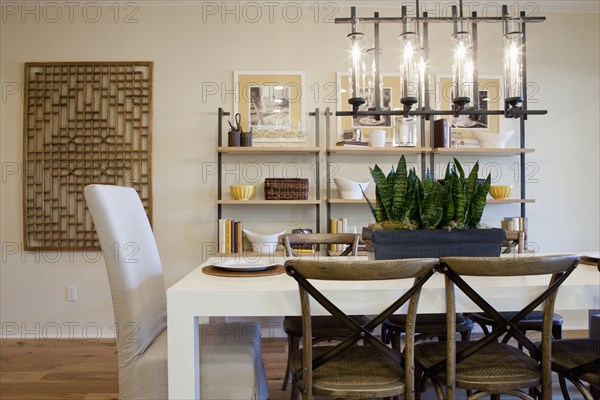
[280,233,363,398]
[550,338,600,400]
[414,255,579,400]
[285,258,438,400]
[551,260,600,400]
[282,233,360,257]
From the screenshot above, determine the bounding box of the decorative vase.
[242,229,286,254]
[334,177,370,200]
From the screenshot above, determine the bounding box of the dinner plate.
[212,261,276,272]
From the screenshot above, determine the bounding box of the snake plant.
[365,156,491,229]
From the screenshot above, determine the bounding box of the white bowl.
[472,130,514,149]
[242,229,286,254]
[334,177,370,200]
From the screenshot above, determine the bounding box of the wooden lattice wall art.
[23,62,153,250]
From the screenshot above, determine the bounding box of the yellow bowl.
[489,185,513,199]
[230,185,255,200]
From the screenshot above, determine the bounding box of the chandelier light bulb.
[452,30,473,107]
[399,29,420,107]
[347,30,366,107]
[503,17,524,107]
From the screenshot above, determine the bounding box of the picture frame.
[234,71,305,143]
[336,72,402,142]
[435,74,502,136]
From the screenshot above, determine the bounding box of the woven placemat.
[202,264,285,277]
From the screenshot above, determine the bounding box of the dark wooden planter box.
[362,228,506,260]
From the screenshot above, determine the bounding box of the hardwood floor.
[0,332,589,399]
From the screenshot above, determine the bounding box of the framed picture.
[435,74,502,135]
[234,71,305,143]
[337,72,401,141]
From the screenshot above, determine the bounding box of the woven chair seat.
[415,341,541,391]
[283,315,370,338]
[469,310,563,331]
[384,313,474,335]
[548,339,600,386]
[291,345,405,398]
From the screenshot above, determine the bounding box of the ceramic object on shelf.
[230,185,255,200]
[334,177,370,200]
[242,229,286,254]
[489,185,513,199]
[368,130,387,147]
[472,130,514,148]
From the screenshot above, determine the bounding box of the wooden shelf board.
[432,148,534,156]
[328,199,373,204]
[327,146,431,155]
[329,198,535,205]
[218,199,321,205]
[328,250,369,257]
[217,146,320,154]
[487,199,535,204]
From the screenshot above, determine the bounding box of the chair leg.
[382,325,390,344]
[590,385,600,400]
[413,363,431,400]
[431,379,446,400]
[460,328,471,341]
[558,374,573,400]
[290,336,301,399]
[282,334,300,391]
[391,331,402,353]
[552,323,563,339]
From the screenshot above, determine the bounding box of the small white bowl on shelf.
[472,130,514,148]
[242,229,286,254]
[334,177,370,200]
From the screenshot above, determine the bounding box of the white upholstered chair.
[84,184,269,400]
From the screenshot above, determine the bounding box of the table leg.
[168,295,200,399]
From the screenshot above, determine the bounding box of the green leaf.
[465,161,480,204]
[370,165,393,220]
[452,179,466,226]
[419,176,443,229]
[444,163,452,181]
[375,188,386,222]
[453,158,465,181]
[392,156,408,220]
[466,174,492,228]
[361,184,377,221]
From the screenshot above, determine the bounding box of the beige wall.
[1,4,598,337]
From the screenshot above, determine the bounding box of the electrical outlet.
[66,286,77,302]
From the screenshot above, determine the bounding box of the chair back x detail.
[285,258,438,400]
[279,232,362,398]
[417,255,579,400]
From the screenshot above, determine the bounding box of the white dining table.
[167,255,600,399]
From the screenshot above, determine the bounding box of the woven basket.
[264,178,308,200]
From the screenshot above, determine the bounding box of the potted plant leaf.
[361,156,506,259]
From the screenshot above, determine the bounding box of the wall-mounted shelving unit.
[325,103,540,233]
[216,108,322,253]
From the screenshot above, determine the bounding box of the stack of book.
[336,141,369,146]
[218,219,243,254]
[329,218,367,254]
[329,218,349,252]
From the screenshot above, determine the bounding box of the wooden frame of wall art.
[234,71,305,143]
